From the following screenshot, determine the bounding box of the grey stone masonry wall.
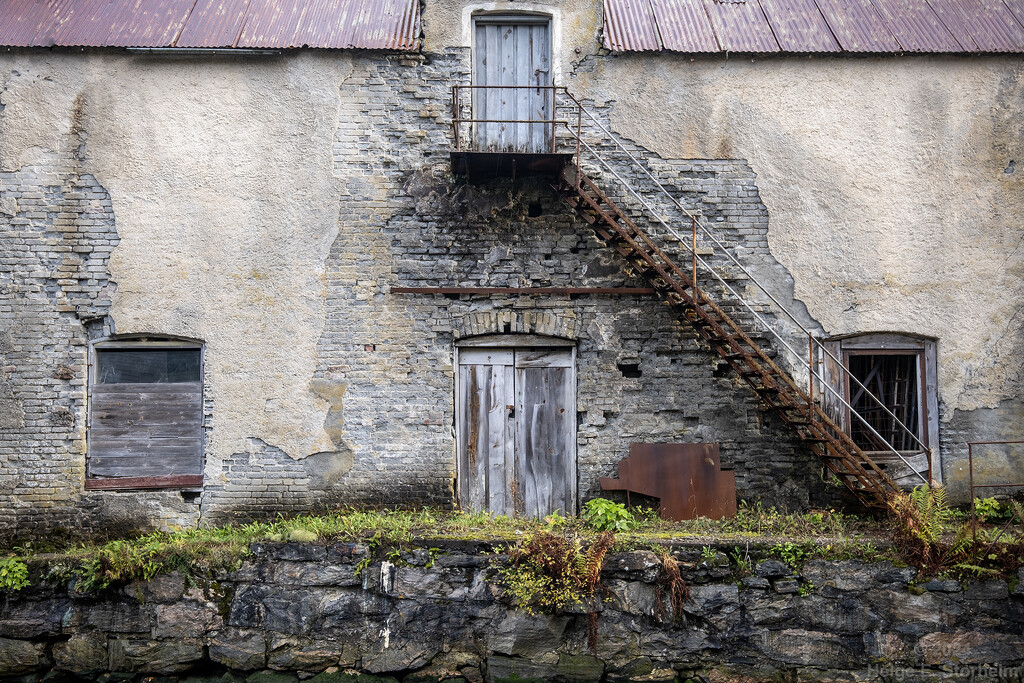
[2,543,1023,682]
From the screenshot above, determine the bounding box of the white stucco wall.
[1,52,354,469]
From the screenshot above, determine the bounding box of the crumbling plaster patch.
[588,56,1024,418]
[0,52,355,465]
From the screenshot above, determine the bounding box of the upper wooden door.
[473,16,552,153]
[457,347,576,517]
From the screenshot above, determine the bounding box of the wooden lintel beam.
[390,287,656,295]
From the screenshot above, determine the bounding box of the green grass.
[2,499,1012,594]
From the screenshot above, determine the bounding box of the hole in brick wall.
[503,322,512,333]
[543,252,553,260]
[444,293,460,300]
[528,202,543,217]
[181,490,201,503]
[712,363,730,378]
[617,362,642,378]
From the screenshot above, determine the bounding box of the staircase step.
[558,170,899,510]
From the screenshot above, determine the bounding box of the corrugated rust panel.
[652,0,720,52]
[235,0,311,48]
[105,0,197,48]
[928,0,1024,52]
[759,0,840,51]
[603,0,662,51]
[0,0,59,46]
[813,0,900,51]
[233,0,419,50]
[46,0,114,47]
[1006,0,1024,34]
[868,0,961,52]
[701,0,780,52]
[174,0,250,48]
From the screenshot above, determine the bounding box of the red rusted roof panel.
[105,0,197,47]
[869,0,961,52]
[701,0,780,52]
[1006,0,1024,32]
[928,0,1024,51]
[652,0,720,52]
[46,0,114,46]
[0,0,58,46]
[235,0,419,49]
[812,0,901,51]
[175,0,251,48]
[759,0,841,51]
[603,0,662,51]
[0,0,418,50]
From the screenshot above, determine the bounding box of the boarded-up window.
[86,344,203,489]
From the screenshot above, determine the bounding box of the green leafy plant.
[771,541,815,569]
[700,545,717,563]
[798,580,814,597]
[974,497,1006,524]
[729,547,752,575]
[497,530,615,654]
[0,555,30,591]
[581,498,635,532]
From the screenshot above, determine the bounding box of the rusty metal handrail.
[452,84,568,154]
[552,89,930,484]
[968,440,1024,542]
[448,84,929,484]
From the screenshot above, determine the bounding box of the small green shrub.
[0,555,30,591]
[771,541,815,569]
[581,498,635,532]
[974,497,1007,524]
[497,530,615,615]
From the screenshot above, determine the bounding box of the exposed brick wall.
[304,50,835,513]
[2,50,842,540]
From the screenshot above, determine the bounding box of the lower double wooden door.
[457,348,576,517]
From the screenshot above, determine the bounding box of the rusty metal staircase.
[555,164,900,510]
[449,83,931,511]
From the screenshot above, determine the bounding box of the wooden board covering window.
[87,347,203,489]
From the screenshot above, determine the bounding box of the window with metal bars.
[848,353,921,452]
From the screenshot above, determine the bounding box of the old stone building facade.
[1,0,1022,541]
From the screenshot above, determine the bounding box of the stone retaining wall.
[2,542,1024,682]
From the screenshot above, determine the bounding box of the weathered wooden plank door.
[457,347,575,516]
[473,15,551,153]
[514,349,575,517]
[457,349,515,513]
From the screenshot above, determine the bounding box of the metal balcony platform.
[450,151,572,181]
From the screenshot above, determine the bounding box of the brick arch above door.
[450,309,580,340]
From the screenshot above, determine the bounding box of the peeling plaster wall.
[584,56,1024,414]
[2,3,1023,535]
[0,53,355,537]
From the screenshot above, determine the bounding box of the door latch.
[506,404,515,419]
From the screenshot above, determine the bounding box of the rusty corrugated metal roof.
[605,0,1024,52]
[869,0,961,52]
[759,0,840,51]
[0,0,420,50]
[928,0,1024,52]
[1006,0,1024,32]
[652,0,720,52]
[812,0,901,51]
[603,0,662,51]
[702,0,780,52]
[0,0,58,47]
